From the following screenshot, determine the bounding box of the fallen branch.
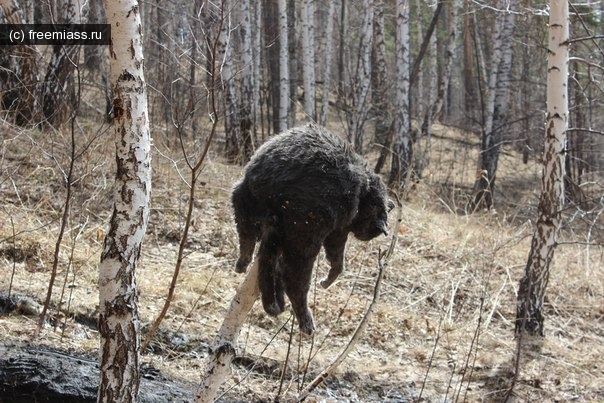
[195,258,260,402]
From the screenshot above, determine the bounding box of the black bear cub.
[232,123,393,335]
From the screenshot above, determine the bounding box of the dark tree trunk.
[43,44,80,127]
[0,0,39,126]
[263,0,280,135]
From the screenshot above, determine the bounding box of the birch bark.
[472,1,516,209]
[239,0,254,160]
[515,0,568,336]
[218,1,241,161]
[389,0,411,187]
[98,0,151,400]
[417,0,458,179]
[347,0,373,153]
[319,0,336,126]
[278,0,289,132]
[301,0,316,120]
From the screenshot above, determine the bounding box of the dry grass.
[1,120,603,402]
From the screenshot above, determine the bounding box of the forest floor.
[1,121,603,402]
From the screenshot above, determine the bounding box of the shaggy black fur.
[232,123,393,335]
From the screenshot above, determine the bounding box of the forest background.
[0,0,603,401]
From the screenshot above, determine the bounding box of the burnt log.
[0,344,192,402]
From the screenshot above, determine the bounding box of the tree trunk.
[412,0,424,121]
[84,0,107,73]
[98,0,151,401]
[263,0,279,135]
[521,0,532,164]
[301,0,316,121]
[42,0,83,127]
[287,0,297,128]
[416,0,458,180]
[277,0,289,132]
[239,0,254,162]
[0,0,39,126]
[388,0,411,187]
[252,0,262,143]
[472,1,516,210]
[196,258,260,402]
[515,0,568,337]
[462,0,476,119]
[337,0,348,100]
[319,0,336,126]
[217,1,241,162]
[347,0,373,153]
[371,0,390,172]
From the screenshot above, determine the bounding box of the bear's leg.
[280,247,320,335]
[321,229,349,289]
[257,230,284,316]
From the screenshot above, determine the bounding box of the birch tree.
[416,0,457,179]
[388,0,411,187]
[239,0,254,160]
[472,1,517,210]
[337,0,349,98]
[218,1,241,162]
[515,0,568,336]
[196,259,260,402]
[43,0,84,127]
[301,0,316,120]
[287,0,297,128]
[98,0,151,400]
[319,0,336,126]
[371,0,390,171]
[263,1,279,135]
[252,0,262,139]
[347,0,373,153]
[278,0,289,132]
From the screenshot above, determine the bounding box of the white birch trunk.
[337,0,349,97]
[319,0,336,126]
[516,0,568,336]
[417,0,458,179]
[371,0,389,158]
[347,0,373,153]
[472,0,516,209]
[217,2,240,161]
[98,0,151,401]
[278,0,289,132]
[388,0,411,186]
[195,259,260,402]
[301,0,316,120]
[239,0,254,160]
[252,0,262,142]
